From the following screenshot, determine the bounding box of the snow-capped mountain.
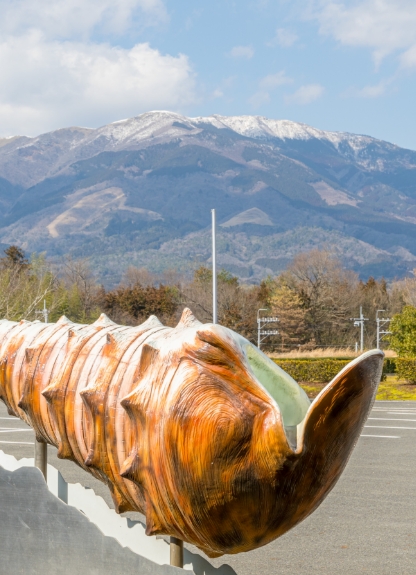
[1,111,414,188]
[0,111,415,283]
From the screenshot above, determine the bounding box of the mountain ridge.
[2,111,415,188]
[0,111,415,285]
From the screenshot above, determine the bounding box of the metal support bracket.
[35,438,47,480]
[170,537,183,568]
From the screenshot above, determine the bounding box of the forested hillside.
[0,112,415,284]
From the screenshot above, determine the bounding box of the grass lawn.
[300,375,416,401]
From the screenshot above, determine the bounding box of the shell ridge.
[80,326,140,468]
[42,325,106,460]
[20,324,66,414]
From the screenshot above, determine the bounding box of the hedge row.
[272,357,399,384]
[273,359,350,383]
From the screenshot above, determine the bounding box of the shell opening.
[244,343,310,449]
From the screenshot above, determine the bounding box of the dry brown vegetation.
[1,245,415,353]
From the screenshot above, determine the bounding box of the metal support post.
[35,299,49,480]
[212,209,217,324]
[35,438,47,480]
[170,536,184,568]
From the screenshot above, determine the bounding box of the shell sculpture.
[0,309,383,557]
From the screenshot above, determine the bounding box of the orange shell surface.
[0,310,384,557]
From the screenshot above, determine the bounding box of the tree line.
[1,245,415,351]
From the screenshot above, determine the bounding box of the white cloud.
[268,28,298,48]
[345,77,393,98]
[356,83,388,98]
[305,0,416,65]
[0,0,200,136]
[248,91,271,108]
[401,44,416,68]
[259,71,293,89]
[212,88,224,99]
[0,32,195,136]
[229,45,254,59]
[249,70,293,108]
[0,0,168,39]
[285,84,325,105]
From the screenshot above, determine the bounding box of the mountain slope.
[0,111,415,284]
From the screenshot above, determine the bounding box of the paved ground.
[1,400,416,574]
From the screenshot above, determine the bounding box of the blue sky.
[1,0,416,149]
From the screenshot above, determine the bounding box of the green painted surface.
[245,344,310,427]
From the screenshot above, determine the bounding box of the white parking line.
[368,418,416,422]
[386,408,416,413]
[0,440,34,445]
[360,435,400,439]
[373,408,416,410]
[373,414,416,417]
[373,412,416,415]
[373,410,416,413]
[0,429,32,433]
[0,417,18,420]
[365,425,416,430]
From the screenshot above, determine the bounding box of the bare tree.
[180,267,262,342]
[122,266,156,288]
[279,250,359,346]
[392,269,416,307]
[62,257,102,322]
[0,252,57,321]
[269,281,307,350]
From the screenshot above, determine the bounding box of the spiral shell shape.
[0,308,383,557]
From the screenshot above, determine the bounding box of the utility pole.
[212,209,217,325]
[257,309,279,351]
[34,299,48,480]
[350,306,368,352]
[376,309,391,349]
[35,300,49,323]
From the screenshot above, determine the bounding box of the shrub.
[103,283,179,325]
[273,358,350,383]
[383,358,396,374]
[273,357,394,383]
[395,358,416,384]
[388,306,416,357]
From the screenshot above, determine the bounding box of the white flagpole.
[211,209,217,324]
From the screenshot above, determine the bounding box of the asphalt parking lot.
[1,400,416,575]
